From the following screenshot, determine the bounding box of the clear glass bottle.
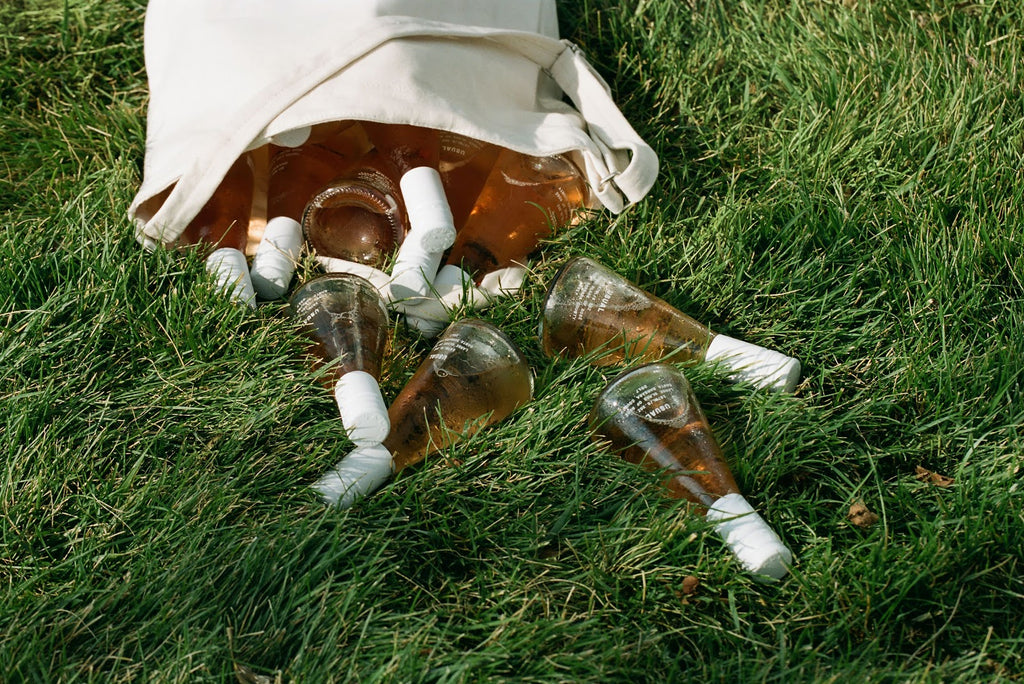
[444,149,589,280]
[539,257,801,393]
[590,363,793,580]
[300,146,407,269]
[438,132,501,230]
[290,272,391,446]
[313,318,533,508]
[251,123,373,300]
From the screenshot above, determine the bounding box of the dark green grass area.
[2,1,1022,681]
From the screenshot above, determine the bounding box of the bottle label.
[564,278,616,322]
[293,290,359,327]
[621,380,689,427]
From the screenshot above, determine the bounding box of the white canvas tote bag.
[128,0,658,252]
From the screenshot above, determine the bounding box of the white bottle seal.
[704,334,801,393]
[705,493,793,580]
[250,216,302,300]
[205,247,256,308]
[269,125,311,148]
[477,264,528,298]
[390,167,456,299]
[315,256,395,303]
[391,265,488,337]
[313,443,393,509]
[334,371,390,446]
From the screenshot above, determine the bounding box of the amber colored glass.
[267,121,371,222]
[136,154,254,255]
[383,319,533,471]
[289,272,390,384]
[589,363,740,507]
[539,256,713,367]
[301,151,407,267]
[444,150,589,278]
[438,132,501,230]
[361,122,441,178]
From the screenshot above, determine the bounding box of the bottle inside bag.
[438,132,501,231]
[145,153,255,256]
[267,121,372,223]
[445,149,590,280]
[360,123,457,298]
[301,146,408,268]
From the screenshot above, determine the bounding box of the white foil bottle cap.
[315,256,395,303]
[313,444,393,509]
[205,247,256,308]
[269,126,312,148]
[390,167,456,299]
[705,493,793,580]
[250,216,302,300]
[705,334,801,393]
[478,265,527,298]
[334,371,390,446]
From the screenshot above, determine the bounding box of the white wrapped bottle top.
[334,371,390,446]
[390,167,456,299]
[313,443,393,509]
[705,493,793,580]
[704,334,801,393]
[268,125,311,148]
[315,255,394,301]
[477,264,528,298]
[250,216,302,300]
[205,247,256,308]
[392,265,486,338]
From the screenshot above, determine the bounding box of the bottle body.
[301,149,407,268]
[158,153,255,255]
[289,273,390,382]
[589,363,793,579]
[438,132,500,230]
[445,150,589,279]
[590,364,739,506]
[383,319,533,471]
[540,257,713,366]
[267,121,371,222]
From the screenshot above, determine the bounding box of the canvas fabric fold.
[129,0,658,250]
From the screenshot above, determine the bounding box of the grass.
[2,0,1023,681]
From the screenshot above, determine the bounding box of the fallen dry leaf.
[848,501,879,528]
[915,465,954,487]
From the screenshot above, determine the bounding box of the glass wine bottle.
[250,121,372,299]
[290,272,391,446]
[444,149,589,281]
[360,122,457,299]
[540,256,801,393]
[590,363,793,580]
[314,318,533,508]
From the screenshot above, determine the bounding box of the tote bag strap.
[547,42,659,207]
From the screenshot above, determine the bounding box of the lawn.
[1,0,1022,681]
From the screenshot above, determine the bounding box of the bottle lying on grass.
[590,363,793,580]
[540,256,801,393]
[314,318,534,509]
[290,273,391,446]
